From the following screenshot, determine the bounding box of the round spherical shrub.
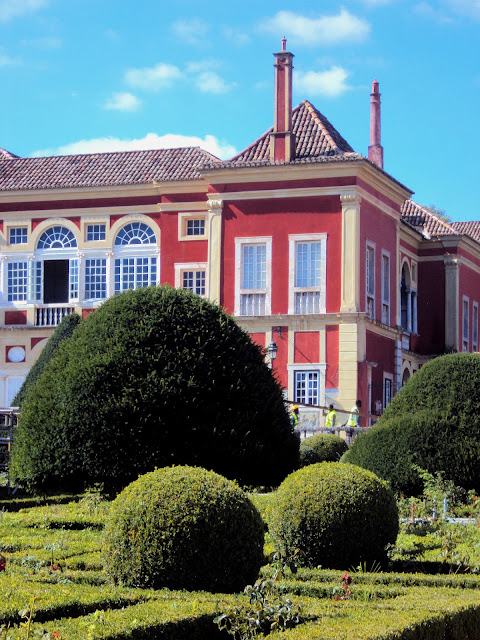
[104,466,265,592]
[344,353,480,492]
[12,286,298,493]
[298,445,321,468]
[267,463,398,569]
[300,433,348,465]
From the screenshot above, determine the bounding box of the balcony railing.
[35,306,74,327]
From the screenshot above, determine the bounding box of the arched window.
[114,222,156,246]
[37,226,77,249]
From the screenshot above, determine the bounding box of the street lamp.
[266,340,278,368]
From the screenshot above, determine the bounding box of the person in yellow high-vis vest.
[325,404,337,432]
[346,399,361,444]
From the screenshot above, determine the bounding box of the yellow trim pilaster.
[444,256,459,351]
[206,199,223,304]
[340,193,361,313]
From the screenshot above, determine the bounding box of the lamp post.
[266,341,278,368]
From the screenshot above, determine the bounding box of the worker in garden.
[290,404,299,428]
[346,399,362,443]
[325,404,337,432]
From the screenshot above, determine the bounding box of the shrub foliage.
[104,466,265,592]
[299,433,347,467]
[267,462,399,569]
[12,312,81,407]
[12,286,298,493]
[343,353,480,492]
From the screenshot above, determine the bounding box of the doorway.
[44,260,69,303]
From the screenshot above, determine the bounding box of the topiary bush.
[343,353,480,493]
[298,445,321,468]
[266,462,398,569]
[104,466,265,592]
[299,433,348,466]
[12,312,81,407]
[12,286,298,493]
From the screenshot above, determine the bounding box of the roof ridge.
[302,100,342,155]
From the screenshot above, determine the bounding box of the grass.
[0,495,479,640]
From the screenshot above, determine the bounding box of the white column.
[106,251,114,299]
[444,257,459,351]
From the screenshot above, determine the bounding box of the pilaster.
[340,192,361,313]
[207,199,223,304]
[444,256,459,351]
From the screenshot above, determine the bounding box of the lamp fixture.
[266,340,278,368]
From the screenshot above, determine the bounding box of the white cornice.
[0,181,207,203]
[0,204,162,219]
[157,201,208,212]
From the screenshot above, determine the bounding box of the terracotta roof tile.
[200,100,358,170]
[450,221,480,243]
[0,147,219,191]
[401,200,457,237]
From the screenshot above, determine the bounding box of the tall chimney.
[368,79,383,169]
[269,38,295,163]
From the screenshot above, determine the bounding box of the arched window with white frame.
[113,221,158,294]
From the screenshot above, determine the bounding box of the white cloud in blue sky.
[32,133,237,160]
[125,63,183,91]
[0,0,48,22]
[259,9,371,46]
[103,92,141,112]
[171,18,210,45]
[296,66,352,97]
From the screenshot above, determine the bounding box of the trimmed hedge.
[343,353,480,492]
[104,466,265,592]
[267,463,398,569]
[12,312,81,407]
[299,433,347,466]
[12,286,299,493]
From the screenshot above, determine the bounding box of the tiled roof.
[0,147,219,191]
[401,200,457,238]
[450,221,480,243]
[200,100,360,170]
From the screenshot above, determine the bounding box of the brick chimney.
[269,38,295,163]
[368,79,383,169]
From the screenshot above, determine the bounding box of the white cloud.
[31,133,237,160]
[125,63,183,91]
[296,66,351,97]
[185,59,222,74]
[0,50,19,66]
[104,92,141,112]
[195,71,235,94]
[171,18,209,45]
[222,26,250,45]
[0,0,48,22]
[413,2,454,23]
[259,9,370,46]
[446,0,480,19]
[20,36,62,49]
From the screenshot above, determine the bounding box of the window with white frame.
[9,227,28,245]
[186,218,205,236]
[463,297,470,351]
[85,259,107,299]
[178,213,207,241]
[37,226,77,249]
[113,222,158,294]
[366,243,375,319]
[7,262,28,301]
[235,237,271,316]
[175,262,207,297]
[381,251,390,325]
[384,374,393,410]
[473,302,478,352]
[288,234,327,315]
[294,370,320,406]
[86,224,106,242]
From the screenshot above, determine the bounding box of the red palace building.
[0,41,479,429]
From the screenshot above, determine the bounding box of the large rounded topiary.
[104,466,265,592]
[299,433,348,467]
[267,463,398,569]
[12,286,298,493]
[343,353,480,492]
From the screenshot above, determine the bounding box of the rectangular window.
[86,224,106,241]
[69,259,79,300]
[463,297,469,351]
[289,234,327,315]
[7,262,28,301]
[473,302,478,352]
[366,244,375,319]
[381,252,390,325]
[85,259,107,299]
[28,261,42,302]
[241,243,266,315]
[114,257,157,294]
[384,377,393,409]
[294,371,319,406]
[9,227,28,245]
[182,270,206,296]
[186,219,205,236]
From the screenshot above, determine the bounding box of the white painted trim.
[288,233,327,315]
[366,240,376,320]
[473,301,479,351]
[463,295,470,351]
[287,362,327,408]
[177,212,208,242]
[381,249,391,326]
[174,262,208,297]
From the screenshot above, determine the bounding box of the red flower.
[0,554,6,572]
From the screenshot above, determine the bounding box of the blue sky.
[0,0,479,221]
